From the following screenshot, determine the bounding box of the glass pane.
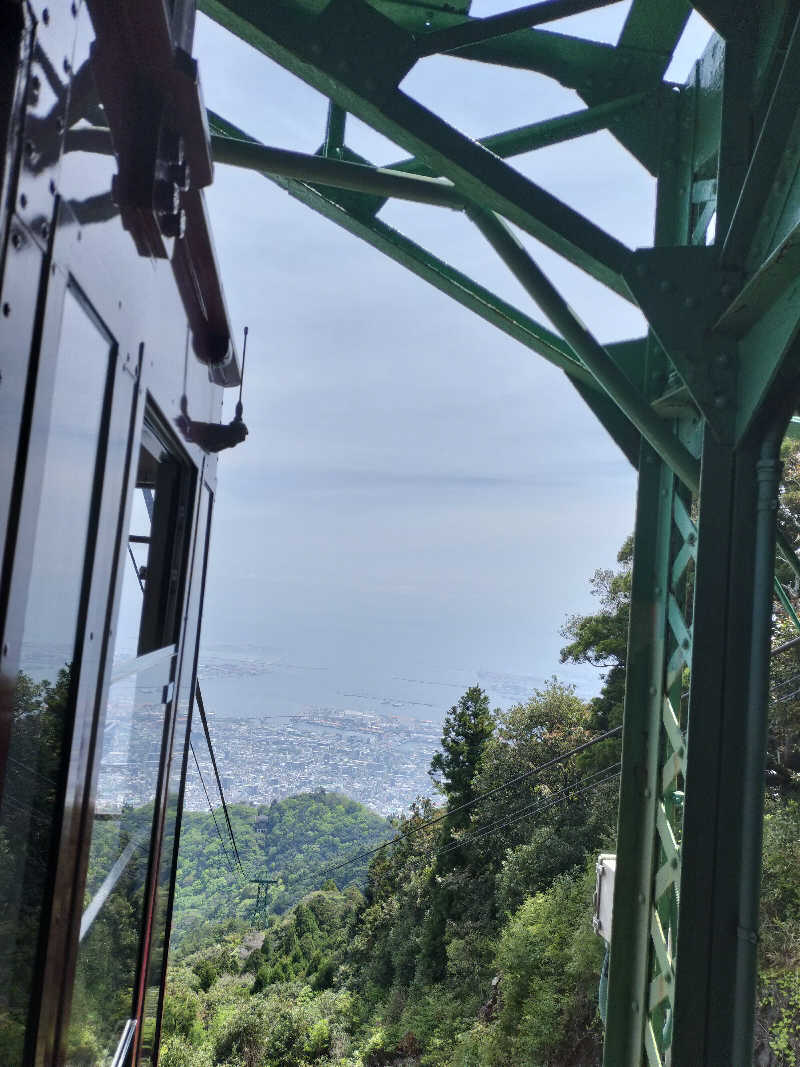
[0,287,112,1062]
[65,411,191,1065]
[114,491,152,662]
[138,487,211,1064]
[66,654,175,1066]
[121,427,190,658]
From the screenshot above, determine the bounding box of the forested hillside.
[159,440,800,1065]
[173,793,389,946]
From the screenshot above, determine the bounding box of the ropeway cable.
[194,684,246,876]
[190,739,236,876]
[311,725,623,883]
[435,761,621,860]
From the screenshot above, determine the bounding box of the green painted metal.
[619,0,690,63]
[323,101,347,157]
[206,111,597,387]
[468,208,701,492]
[415,0,615,56]
[603,444,679,1062]
[775,575,800,634]
[199,0,636,296]
[210,133,465,207]
[389,92,655,176]
[200,0,800,1060]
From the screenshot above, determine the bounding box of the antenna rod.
[236,325,249,419]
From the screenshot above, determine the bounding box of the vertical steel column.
[604,442,698,1066]
[672,420,784,1065]
[603,443,675,1062]
[604,82,699,1067]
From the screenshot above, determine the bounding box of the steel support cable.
[312,724,623,882]
[771,684,800,703]
[769,670,800,694]
[435,761,622,859]
[194,685,246,876]
[190,739,236,876]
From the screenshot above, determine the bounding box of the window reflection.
[66,419,191,1064]
[138,486,211,1065]
[67,657,175,1067]
[0,287,112,1063]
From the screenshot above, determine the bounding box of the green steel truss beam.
[468,208,701,491]
[619,0,690,64]
[199,0,635,297]
[387,91,657,176]
[323,101,347,157]
[415,0,616,56]
[722,12,800,269]
[205,113,596,388]
[206,111,678,469]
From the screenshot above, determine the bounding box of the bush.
[304,1017,331,1059]
[160,1035,213,1067]
[492,863,603,1065]
[212,1002,267,1067]
[761,799,800,969]
[162,981,202,1042]
[194,958,220,993]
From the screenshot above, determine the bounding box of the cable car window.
[0,285,113,1063]
[114,421,193,660]
[138,484,211,1065]
[66,654,175,1066]
[65,413,193,1064]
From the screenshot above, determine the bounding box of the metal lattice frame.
[169,1,800,1061]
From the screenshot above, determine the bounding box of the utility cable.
[190,739,236,875]
[313,724,623,882]
[195,684,245,876]
[435,761,621,859]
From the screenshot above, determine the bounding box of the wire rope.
[435,762,621,859]
[312,726,623,883]
[190,739,236,876]
[195,684,246,875]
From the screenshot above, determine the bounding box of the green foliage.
[429,686,495,829]
[160,638,800,1067]
[160,1036,214,1067]
[495,865,603,1063]
[560,537,632,739]
[173,791,388,946]
[761,971,800,1065]
[162,975,203,1042]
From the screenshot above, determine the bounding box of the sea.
[196,642,600,727]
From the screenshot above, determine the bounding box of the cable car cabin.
[0,1,239,1062]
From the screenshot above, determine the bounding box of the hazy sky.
[194,5,712,695]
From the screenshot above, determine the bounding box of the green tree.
[560,536,632,735]
[429,686,495,832]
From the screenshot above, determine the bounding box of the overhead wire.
[435,761,621,859]
[194,684,246,876]
[311,724,623,883]
[190,739,236,875]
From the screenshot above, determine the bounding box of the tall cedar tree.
[429,685,495,832]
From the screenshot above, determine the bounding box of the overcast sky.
[194,5,712,694]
